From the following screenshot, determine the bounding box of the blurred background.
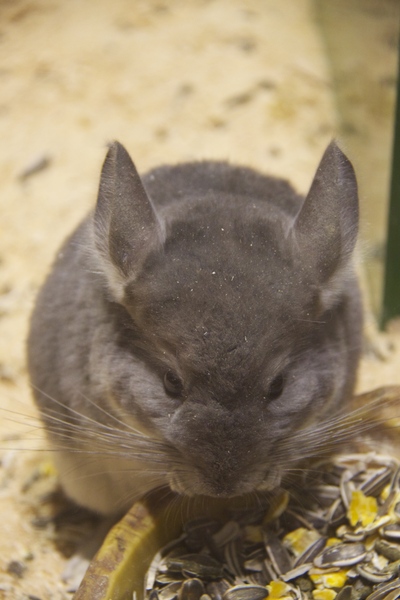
[0,1,399,598]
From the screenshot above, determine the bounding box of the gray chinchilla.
[27,141,363,515]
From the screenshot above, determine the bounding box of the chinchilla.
[27,141,363,515]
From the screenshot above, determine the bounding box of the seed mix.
[144,454,400,600]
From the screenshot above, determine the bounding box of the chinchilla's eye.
[163,370,184,396]
[266,373,285,401]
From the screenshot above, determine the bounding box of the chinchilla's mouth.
[169,467,282,498]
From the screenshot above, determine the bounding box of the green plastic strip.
[382,53,400,328]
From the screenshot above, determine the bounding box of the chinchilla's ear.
[94,142,164,298]
[291,141,359,308]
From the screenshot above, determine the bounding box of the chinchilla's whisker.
[3,402,176,464]
[43,428,174,462]
[115,491,155,515]
[273,424,400,464]
[31,391,180,463]
[76,390,152,436]
[31,385,138,436]
[279,397,400,453]
[30,387,169,450]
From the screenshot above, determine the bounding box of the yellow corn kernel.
[380,483,391,502]
[243,525,263,543]
[283,528,321,556]
[310,570,348,588]
[267,580,292,598]
[312,589,337,600]
[263,491,290,523]
[348,490,378,527]
[325,538,341,547]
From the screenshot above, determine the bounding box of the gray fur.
[27,141,363,515]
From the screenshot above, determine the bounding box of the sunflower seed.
[262,557,278,583]
[313,485,341,506]
[165,555,224,580]
[159,582,182,600]
[147,552,163,590]
[382,525,400,541]
[357,516,392,537]
[393,502,400,519]
[340,528,366,542]
[178,578,206,600]
[280,563,312,581]
[356,563,395,583]
[313,542,367,568]
[383,558,400,575]
[243,558,263,573]
[389,467,400,493]
[335,586,352,600]
[360,467,393,497]
[381,590,400,600]
[213,522,241,547]
[375,541,400,562]
[297,510,327,530]
[185,520,221,552]
[351,578,373,600]
[224,540,244,578]
[246,572,268,587]
[223,585,269,600]
[206,580,230,600]
[294,536,327,567]
[378,492,398,518]
[340,471,356,508]
[263,531,293,575]
[326,497,347,527]
[365,577,400,600]
[283,508,326,531]
[156,573,185,585]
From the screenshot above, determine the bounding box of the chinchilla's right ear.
[93,141,165,299]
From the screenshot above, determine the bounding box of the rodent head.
[92,141,361,498]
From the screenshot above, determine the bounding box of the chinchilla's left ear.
[291,141,359,307]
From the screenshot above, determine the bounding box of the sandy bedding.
[0,1,400,598]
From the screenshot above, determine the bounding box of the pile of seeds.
[144,453,400,600]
